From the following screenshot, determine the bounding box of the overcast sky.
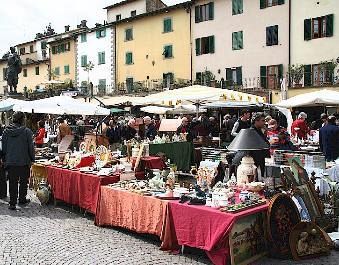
[0,0,185,56]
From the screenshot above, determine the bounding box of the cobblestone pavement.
[0,191,339,265]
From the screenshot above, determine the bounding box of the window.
[260,0,284,9]
[195,2,214,23]
[35,66,39,75]
[266,25,278,46]
[163,73,174,88]
[260,64,283,89]
[80,33,87,42]
[163,45,173,58]
[96,29,106,38]
[81,55,87,67]
[23,69,27,77]
[2,68,7,81]
[163,18,172,33]
[232,0,243,15]
[54,67,60,76]
[98,79,106,93]
[125,28,133,41]
[64,65,70,74]
[226,67,242,86]
[51,42,70,54]
[126,77,134,93]
[116,14,121,21]
[30,45,34,53]
[304,14,334,40]
[98,52,105,65]
[125,52,133,65]
[312,64,333,86]
[195,36,215,55]
[232,31,243,50]
[41,41,47,50]
[131,10,136,17]
[19,48,25,55]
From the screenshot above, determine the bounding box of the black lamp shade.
[228,128,269,151]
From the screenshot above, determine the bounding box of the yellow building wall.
[50,39,76,84]
[116,8,191,84]
[271,87,339,104]
[17,63,49,93]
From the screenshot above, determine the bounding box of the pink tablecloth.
[46,166,119,214]
[161,201,269,265]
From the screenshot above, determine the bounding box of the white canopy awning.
[13,96,110,115]
[140,104,206,115]
[276,89,339,108]
[137,85,265,106]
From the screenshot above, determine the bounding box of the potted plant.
[320,59,338,85]
[288,64,304,87]
[204,70,216,87]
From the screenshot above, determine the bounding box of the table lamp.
[227,128,269,186]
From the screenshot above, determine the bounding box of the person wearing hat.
[291,112,309,140]
[267,119,296,154]
[1,111,35,210]
[319,116,339,161]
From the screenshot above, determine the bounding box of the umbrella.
[276,89,339,108]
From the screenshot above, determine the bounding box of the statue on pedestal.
[6,47,22,94]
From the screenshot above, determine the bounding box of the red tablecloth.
[95,187,168,237]
[132,156,166,170]
[161,201,269,265]
[46,166,119,214]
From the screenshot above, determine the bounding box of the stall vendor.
[267,119,296,154]
[57,117,72,143]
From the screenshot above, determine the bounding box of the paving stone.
[1,191,339,264]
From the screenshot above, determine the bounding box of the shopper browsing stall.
[35,120,46,148]
[291,112,309,140]
[231,109,251,137]
[267,119,296,154]
[319,116,339,161]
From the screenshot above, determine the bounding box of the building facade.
[115,2,192,93]
[192,0,289,100]
[105,0,166,23]
[76,24,115,95]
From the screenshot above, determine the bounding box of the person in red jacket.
[291,112,309,140]
[35,120,45,148]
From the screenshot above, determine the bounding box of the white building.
[291,0,338,88]
[192,0,289,94]
[105,0,166,23]
[76,24,115,95]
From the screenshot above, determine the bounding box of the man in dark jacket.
[2,111,35,210]
[143,116,157,140]
[106,120,121,151]
[320,116,339,161]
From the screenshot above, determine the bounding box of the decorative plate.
[79,141,87,152]
[267,193,301,259]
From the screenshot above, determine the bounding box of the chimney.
[80,20,87,28]
[65,25,70,32]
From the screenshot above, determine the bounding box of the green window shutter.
[236,67,242,85]
[260,66,267,89]
[304,19,312,40]
[278,0,285,5]
[232,32,237,50]
[195,38,201,55]
[238,31,243,49]
[266,27,272,46]
[209,36,215,53]
[195,6,200,23]
[196,72,202,83]
[239,0,243,13]
[41,41,47,49]
[102,29,106,37]
[273,25,279,45]
[52,46,56,54]
[208,2,214,20]
[126,53,132,64]
[304,65,312,86]
[35,66,39,75]
[96,30,100,38]
[102,52,105,64]
[164,18,172,32]
[232,0,237,15]
[81,55,87,67]
[168,46,173,57]
[260,0,266,9]
[278,64,283,80]
[55,67,60,75]
[64,65,70,74]
[326,14,334,37]
[226,68,232,87]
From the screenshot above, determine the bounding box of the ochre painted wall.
[116,7,191,85]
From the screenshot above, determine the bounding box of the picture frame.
[229,212,267,265]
